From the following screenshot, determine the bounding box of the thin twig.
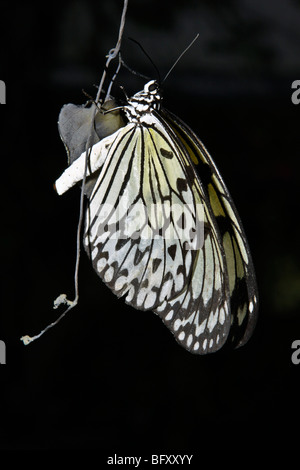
[95,0,128,104]
[105,54,123,101]
[20,0,129,346]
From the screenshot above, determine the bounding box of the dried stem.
[21,0,129,346]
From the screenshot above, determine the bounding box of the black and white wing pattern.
[159,109,258,350]
[55,80,258,354]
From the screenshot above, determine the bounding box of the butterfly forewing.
[161,109,258,348]
[83,108,232,353]
[150,114,232,353]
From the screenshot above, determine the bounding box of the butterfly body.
[56,80,258,354]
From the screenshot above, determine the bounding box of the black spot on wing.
[224,276,249,349]
[215,214,233,235]
[134,247,146,266]
[116,238,129,251]
[152,257,162,273]
[141,279,149,289]
[198,162,213,188]
[160,147,173,159]
[168,244,177,261]
[176,178,188,193]
[177,265,185,275]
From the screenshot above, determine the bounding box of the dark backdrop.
[1,0,300,454]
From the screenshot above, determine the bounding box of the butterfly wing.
[161,108,258,349]
[84,115,232,353]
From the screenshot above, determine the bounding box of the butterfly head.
[143,79,161,99]
[125,80,162,124]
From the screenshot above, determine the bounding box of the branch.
[20,0,129,346]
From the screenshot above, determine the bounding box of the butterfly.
[55,79,258,354]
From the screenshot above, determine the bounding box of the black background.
[1,0,300,454]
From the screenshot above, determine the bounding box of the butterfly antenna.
[120,56,151,81]
[162,33,199,84]
[128,37,161,83]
